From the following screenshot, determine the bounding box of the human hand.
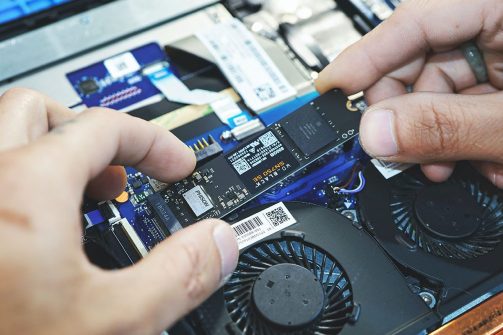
[316,0,503,188]
[0,88,238,335]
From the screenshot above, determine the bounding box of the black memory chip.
[282,108,338,156]
[78,79,99,95]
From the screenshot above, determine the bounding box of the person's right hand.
[0,88,239,335]
[316,0,503,188]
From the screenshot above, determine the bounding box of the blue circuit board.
[83,92,369,252]
[66,42,166,110]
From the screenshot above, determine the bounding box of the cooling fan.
[390,172,503,259]
[194,202,437,335]
[358,162,503,317]
[225,239,353,335]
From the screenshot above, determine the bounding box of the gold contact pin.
[197,140,204,150]
[193,144,199,151]
[202,137,209,147]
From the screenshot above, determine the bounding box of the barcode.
[103,52,140,79]
[259,131,278,147]
[231,202,297,250]
[232,158,251,175]
[233,217,264,236]
[265,206,290,227]
[254,84,275,101]
[114,61,129,72]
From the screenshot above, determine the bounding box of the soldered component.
[183,185,214,217]
[131,189,153,207]
[149,178,168,192]
[147,193,183,235]
[132,179,142,189]
[282,107,337,156]
[115,191,129,204]
[78,78,99,95]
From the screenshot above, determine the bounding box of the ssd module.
[154,90,364,231]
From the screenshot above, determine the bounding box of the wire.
[337,171,366,194]
[337,165,359,189]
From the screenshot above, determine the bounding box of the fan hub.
[414,183,482,239]
[252,263,324,329]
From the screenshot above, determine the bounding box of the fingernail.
[360,109,398,157]
[213,223,238,285]
[494,172,503,189]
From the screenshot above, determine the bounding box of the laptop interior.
[0,1,501,334]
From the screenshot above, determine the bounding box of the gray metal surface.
[0,4,229,106]
[0,3,312,111]
[0,0,216,82]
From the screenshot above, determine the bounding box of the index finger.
[26,108,196,198]
[0,88,75,150]
[315,0,485,94]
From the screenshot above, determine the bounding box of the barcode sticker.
[371,159,413,179]
[231,202,296,250]
[196,19,296,111]
[104,52,141,79]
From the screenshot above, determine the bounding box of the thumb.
[84,219,238,335]
[359,92,503,164]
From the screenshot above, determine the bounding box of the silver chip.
[183,185,213,217]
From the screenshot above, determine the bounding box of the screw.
[419,291,436,308]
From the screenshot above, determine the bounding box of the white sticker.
[371,159,413,179]
[197,19,296,111]
[182,185,214,217]
[104,52,141,79]
[231,202,297,250]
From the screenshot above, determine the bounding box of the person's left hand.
[0,88,238,335]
